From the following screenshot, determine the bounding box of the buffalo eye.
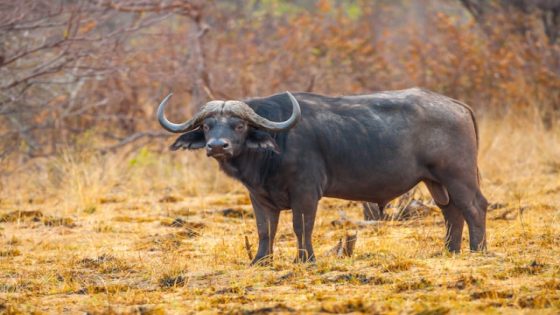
[202,124,209,132]
[235,123,245,132]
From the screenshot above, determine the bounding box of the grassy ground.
[0,116,559,314]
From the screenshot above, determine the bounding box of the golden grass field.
[1,115,559,314]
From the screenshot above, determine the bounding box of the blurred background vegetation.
[1,0,559,163]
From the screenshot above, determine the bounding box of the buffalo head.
[157,92,301,160]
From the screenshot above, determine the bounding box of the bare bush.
[1,0,559,161]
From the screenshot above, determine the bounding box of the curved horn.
[240,91,301,132]
[157,93,208,133]
[158,91,301,133]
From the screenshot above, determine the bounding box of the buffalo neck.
[219,148,280,190]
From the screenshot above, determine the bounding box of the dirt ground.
[1,117,559,314]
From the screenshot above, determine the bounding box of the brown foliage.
[1,0,559,160]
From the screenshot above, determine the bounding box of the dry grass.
[0,116,559,314]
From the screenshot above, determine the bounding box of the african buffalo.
[157,88,488,264]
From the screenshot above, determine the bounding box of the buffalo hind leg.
[250,195,280,266]
[466,190,488,251]
[440,203,465,252]
[439,179,488,252]
[424,180,464,252]
[363,202,386,221]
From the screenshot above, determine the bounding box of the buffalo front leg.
[291,193,319,263]
[250,195,280,266]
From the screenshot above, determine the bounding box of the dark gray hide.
[158,88,488,264]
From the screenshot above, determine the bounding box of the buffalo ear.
[246,129,280,153]
[170,129,206,151]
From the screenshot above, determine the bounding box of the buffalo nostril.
[207,139,230,151]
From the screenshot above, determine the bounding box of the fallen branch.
[327,232,358,258]
[244,235,253,261]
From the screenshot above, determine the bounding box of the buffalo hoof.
[293,254,316,264]
[445,248,461,255]
[250,255,273,266]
